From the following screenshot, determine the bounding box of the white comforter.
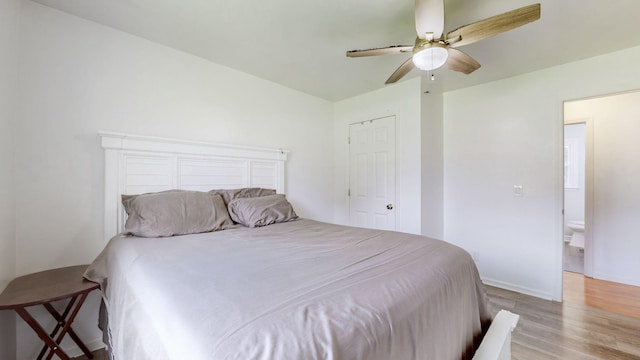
[85,219,491,360]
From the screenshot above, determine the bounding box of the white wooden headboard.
[100,131,289,242]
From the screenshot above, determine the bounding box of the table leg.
[37,296,77,360]
[42,299,94,358]
[46,290,91,360]
[15,307,70,360]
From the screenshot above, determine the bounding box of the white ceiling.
[31,0,640,101]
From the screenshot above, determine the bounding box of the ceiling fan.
[346,0,541,84]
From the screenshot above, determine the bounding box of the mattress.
[85,219,492,360]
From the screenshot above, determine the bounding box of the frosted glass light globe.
[412,46,448,71]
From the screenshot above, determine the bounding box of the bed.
[86,132,518,360]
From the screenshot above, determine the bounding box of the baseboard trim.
[481,277,554,301]
[590,271,640,288]
[65,337,105,357]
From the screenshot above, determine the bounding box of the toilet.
[567,220,585,249]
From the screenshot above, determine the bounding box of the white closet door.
[349,116,396,230]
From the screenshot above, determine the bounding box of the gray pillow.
[122,190,233,237]
[227,194,298,228]
[209,188,276,206]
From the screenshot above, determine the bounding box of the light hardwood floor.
[73,274,640,360]
[564,271,640,319]
[488,273,640,360]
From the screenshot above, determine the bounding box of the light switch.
[513,185,524,197]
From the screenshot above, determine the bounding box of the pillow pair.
[122,189,298,237]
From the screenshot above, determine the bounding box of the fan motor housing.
[413,38,447,54]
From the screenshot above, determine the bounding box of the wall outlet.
[513,185,524,197]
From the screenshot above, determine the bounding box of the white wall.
[421,79,444,240]
[443,45,640,301]
[333,78,422,235]
[0,0,19,357]
[14,1,334,358]
[565,92,640,286]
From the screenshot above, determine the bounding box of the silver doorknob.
[386,204,393,210]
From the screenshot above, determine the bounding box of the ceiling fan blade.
[415,0,444,39]
[347,45,414,57]
[445,48,481,74]
[447,3,540,48]
[385,57,415,84]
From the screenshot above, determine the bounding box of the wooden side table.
[0,265,100,360]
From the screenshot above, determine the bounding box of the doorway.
[562,122,588,275]
[562,90,640,302]
[348,116,396,230]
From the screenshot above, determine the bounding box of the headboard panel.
[100,132,289,242]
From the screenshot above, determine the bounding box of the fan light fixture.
[412,43,448,71]
[346,2,541,84]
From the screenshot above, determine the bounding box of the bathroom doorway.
[563,90,640,292]
[562,112,595,283]
[563,122,587,274]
